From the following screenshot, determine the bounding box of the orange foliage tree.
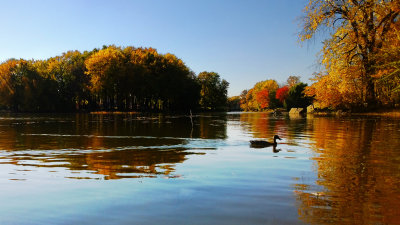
[256,89,270,109]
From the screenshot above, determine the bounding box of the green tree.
[268,89,280,109]
[228,96,241,111]
[198,71,229,110]
[285,82,312,110]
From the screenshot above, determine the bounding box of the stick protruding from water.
[189,109,193,127]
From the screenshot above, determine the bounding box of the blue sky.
[0,0,321,96]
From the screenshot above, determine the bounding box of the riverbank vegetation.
[301,0,400,111]
[229,76,312,112]
[0,45,228,112]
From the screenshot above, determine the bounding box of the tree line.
[0,45,228,112]
[300,0,400,110]
[229,75,312,111]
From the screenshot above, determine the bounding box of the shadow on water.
[0,113,228,180]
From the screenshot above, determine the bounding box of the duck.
[250,135,282,148]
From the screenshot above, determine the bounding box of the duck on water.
[250,135,282,148]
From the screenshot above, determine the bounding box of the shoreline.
[310,109,400,117]
[1,109,400,117]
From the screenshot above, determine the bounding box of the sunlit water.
[0,112,399,224]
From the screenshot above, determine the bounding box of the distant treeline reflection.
[0,113,227,179]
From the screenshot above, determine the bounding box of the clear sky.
[0,0,321,96]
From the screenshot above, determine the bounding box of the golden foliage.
[301,0,400,109]
[85,46,125,94]
[0,59,18,106]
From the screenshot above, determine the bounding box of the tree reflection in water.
[239,113,400,224]
[2,112,399,223]
[294,117,400,224]
[0,113,228,180]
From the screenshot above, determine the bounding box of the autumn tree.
[0,45,209,112]
[38,51,91,111]
[85,45,125,110]
[256,89,270,109]
[0,60,18,109]
[305,71,362,109]
[373,23,400,106]
[85,46,201,112]
[0,59,57,112]
[276,86,289,103]
[301,0,400,108]
[240,79,279,111]
[239,89,249,111]
[244,89,258,111]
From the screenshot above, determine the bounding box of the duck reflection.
[272,146,281,153]
[249,135,282,153]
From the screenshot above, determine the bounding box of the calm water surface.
[0,112,399,224]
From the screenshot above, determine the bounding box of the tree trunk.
[363,61,377,108]
[365,80,376,107]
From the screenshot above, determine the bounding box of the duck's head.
[274,135,282,140]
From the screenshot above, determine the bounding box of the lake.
[0,112,399,224]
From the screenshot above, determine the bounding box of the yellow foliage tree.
[301,0,400,109]
[85,46,125,109]
[0,60,18,107]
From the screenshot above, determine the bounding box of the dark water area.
[0,112,399,224]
